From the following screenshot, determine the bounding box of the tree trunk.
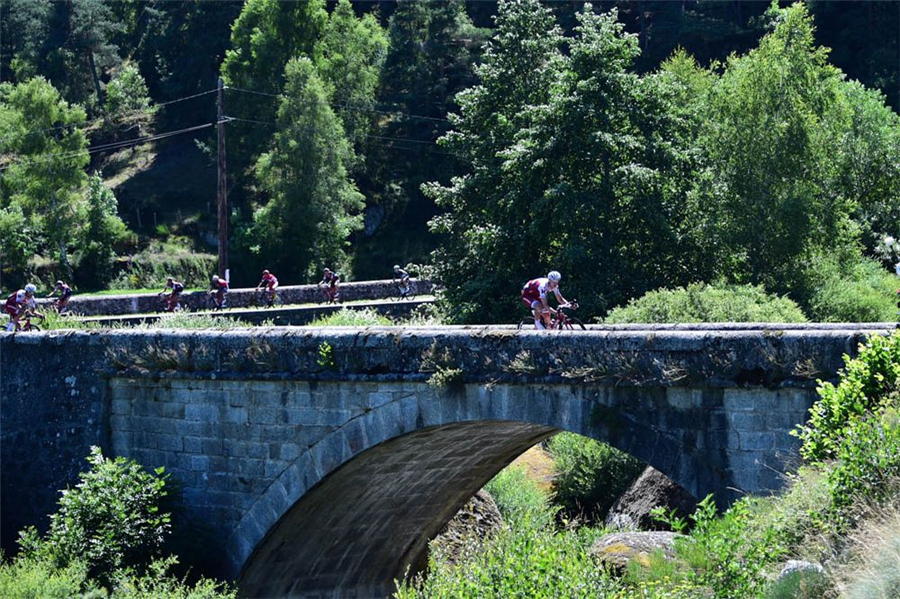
[88,51,105,111]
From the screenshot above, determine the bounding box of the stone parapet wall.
[42,279,433,316]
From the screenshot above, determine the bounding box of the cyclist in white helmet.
[521,270,569,330]
[4,283,43,331]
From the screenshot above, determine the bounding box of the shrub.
[603,282,807,324]
[794,332,900,463]
[20,447,171,583]
[800,256,897,323]
[106,65,152,116]
[0,555,92,598]
[112,241,216,290]
[111,556,236,599]
[547,432,644,522]
[484,465,555,531]
[395,524,617,599]
[310,308,392,326]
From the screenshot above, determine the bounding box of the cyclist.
[256,269,279,305]
[160,277,185,312]
[393,265,410,298]
[209,275,229,310]
[5,284,43,331]
[319,267,341,303]
[47,280,73,314]
[521,271,570,330]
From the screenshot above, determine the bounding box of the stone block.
[155,433,183,452]
[667,388,700,410]
[248,406,280,425]
[190,455,209,471]
[223,406,248,425]
[175,420,212,437]
[730,412,766,433]
[111,398,132,415]
[202,438,224,455]
[183,436,203,453]
[367,392,394,410]
[723,389,774,412]
[185,403,219,423]
[739,432,775,451]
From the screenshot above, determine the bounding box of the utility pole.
[216,77,228,280]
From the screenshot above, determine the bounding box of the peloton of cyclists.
[256,269,279,305]
[160,277,185,312]
[5,284,44,331]
[521,271,570,330]
[47,280,74,314]
[209,275,229,310]
[319,267,341,303]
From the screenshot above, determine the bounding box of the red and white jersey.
[261,273,278,288]
[522,278,556,302]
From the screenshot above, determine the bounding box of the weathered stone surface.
[590,531,685,574]
[425,490,503,567]
[605,466,698,531]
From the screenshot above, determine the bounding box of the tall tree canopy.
[249,58,364,281]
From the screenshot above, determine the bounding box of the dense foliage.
[604,282,808,324]
[2,0,898,316]
[3,447,232,597]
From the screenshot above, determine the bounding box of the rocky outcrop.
[605,466,698,531]
[590,531,684,575]
[430,490,504,565]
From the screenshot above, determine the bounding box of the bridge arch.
[233,383,718,598]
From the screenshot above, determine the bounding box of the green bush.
[111,241,216,290]
[0,555,93,598]
[19,447,171,583]
[795,332,900,463]
[484,465,556,531]
[603,282,807,324]
[394,524,617,599]
[111,556,236,599]
[801,256,897,322]
[547,433,644,522]
[310,308,392,326]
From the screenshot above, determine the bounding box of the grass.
[309,308,393,326]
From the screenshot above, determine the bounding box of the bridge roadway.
[0,323,893,597]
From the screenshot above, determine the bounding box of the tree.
[0,0,52,82]
[0,77,89,278]
[314,0,388,161]
[693,1,856,293]
[250,58,364,281]
[77,173,127,288]
[221,0,327,171]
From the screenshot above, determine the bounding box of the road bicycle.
[251,288,282,308]
[207,290,227,311]
[389,281,416,302]
[517,300,586,331]
[318,284,340,305]
[19,312,44,332]
[156,293,185,313]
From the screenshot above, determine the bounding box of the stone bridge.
[0,324,889,597]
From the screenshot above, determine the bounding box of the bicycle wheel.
[517,318,536,330]
[562,317,586,331]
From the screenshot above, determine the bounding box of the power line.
[0,88,218,145]
[0,122,213,172]
[226,85,452,123]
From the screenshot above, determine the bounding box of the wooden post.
[217,77,228,278]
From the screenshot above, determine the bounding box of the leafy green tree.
[105,64,152,117]
[250,58,364,281]
[693,2,855,294]
[0,0,52,82]
[77,173,128,289]
[425,0,564,322]
[221,0,327,171]
[0,203,34,285]
[18,446,170,584]
[314,0,387,161]
[0,77,89,278]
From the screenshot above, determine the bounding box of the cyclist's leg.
[530,300,546,330]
